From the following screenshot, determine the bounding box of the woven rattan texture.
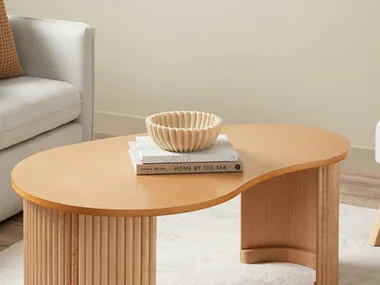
[0,0,23,79]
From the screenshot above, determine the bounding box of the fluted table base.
[24,201,156,285]
[241,165,340,285]
[23,164,339,285]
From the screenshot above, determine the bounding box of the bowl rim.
[145,110,222,131]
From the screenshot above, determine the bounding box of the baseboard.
[341,147,380,176]
[340,172,380,209]
[94,110,146,136]
[339,149,380,207]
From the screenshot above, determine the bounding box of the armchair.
[0,16,94,222]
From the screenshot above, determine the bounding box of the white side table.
[369,121,380,246]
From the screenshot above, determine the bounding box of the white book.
[135,134,239,164]
[128,142,243,175]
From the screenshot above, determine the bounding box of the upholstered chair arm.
[8,15,95,141]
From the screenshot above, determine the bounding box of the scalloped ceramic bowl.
[145,111,222,152]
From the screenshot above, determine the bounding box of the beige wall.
[7,1,380,155]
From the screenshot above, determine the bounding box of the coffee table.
[12,124,350,285]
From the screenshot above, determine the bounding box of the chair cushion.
[0,0,23,78]
[0,76,81,150]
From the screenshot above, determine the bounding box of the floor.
[0,213,23,252]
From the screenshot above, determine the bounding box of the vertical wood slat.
[126,218,134,285]
[34,203,37,285]
[58,211,65,285]
[29,202,33,285]
[93,216,101,285]
[65,212,72,284]
[28,202,32,285]
[34,205,37,285]
[109,217,117,285]
[142,217,150,285]
[133,217,142,285]
[23,200,29,285]
[47,208,52,285]
[85,216,93,285]
[24,201,157,285]
[78,215,86,285]
[52,209,58,285]
[37,206,42,285]
[42,209,47,285]
[117,218,125,285]
[71,214,79,285]
[149,217,157,285]
[101,217,109,285]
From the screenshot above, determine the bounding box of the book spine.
[141,153,238,164]
[135,161,243,175]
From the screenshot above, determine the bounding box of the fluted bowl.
[145,111,222,152]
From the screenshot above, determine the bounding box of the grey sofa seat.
[0,76,82,151]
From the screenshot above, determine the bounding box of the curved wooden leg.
[23,200,157,285]
[368,208,380,246]
[241,164,339,285]
[241,168,319,267]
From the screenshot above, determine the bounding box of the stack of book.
[128,134,243,175]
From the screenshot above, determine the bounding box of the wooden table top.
[11,124,350,217]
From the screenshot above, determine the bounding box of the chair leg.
[369,208,380,246]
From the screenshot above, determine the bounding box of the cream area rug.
[1,197,380,284]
